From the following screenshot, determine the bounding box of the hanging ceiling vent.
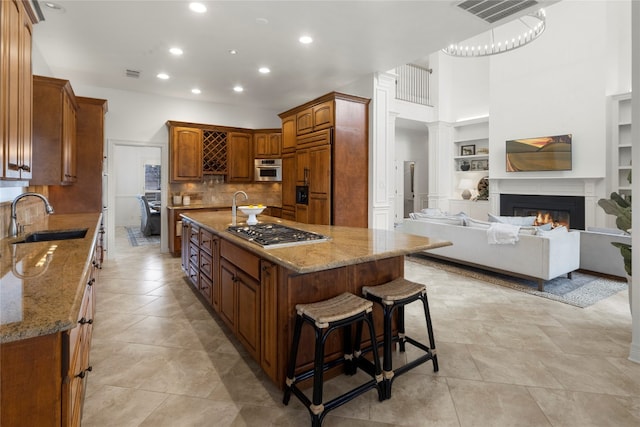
[125,69,141,78]
[456,0,539,23]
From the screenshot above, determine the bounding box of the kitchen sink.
[14,228,88,243]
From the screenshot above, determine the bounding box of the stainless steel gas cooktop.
[227,223,330,248]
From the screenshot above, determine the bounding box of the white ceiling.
[32,0,549,112]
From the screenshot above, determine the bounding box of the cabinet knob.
[19,164,30,172]
[78,317,93,325]
[75,366,93,378]
[87,278,95,286]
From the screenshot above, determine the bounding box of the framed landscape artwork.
[505,134,572,172]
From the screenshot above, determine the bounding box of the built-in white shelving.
[451,117,489,201]
[611,93,632,200]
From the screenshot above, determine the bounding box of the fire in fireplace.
[500,194,585,230]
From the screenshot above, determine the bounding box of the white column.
[370,72,396,230]
[629,0,640,364]
[426,121,454,212]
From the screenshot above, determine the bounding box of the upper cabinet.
[169,125,204,182]
[254,130,281,158]
[48,97,108,214]
[1,0,36,181]
[227,131,253,182]
[31,75,79,185]
[296,100,333,135]
[281,115,296,153]
[167,121,273,184]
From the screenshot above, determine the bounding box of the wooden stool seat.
[283,292,383,426]
[296,292,374,327]
[361,277,438,399]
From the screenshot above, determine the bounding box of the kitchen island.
[180,211,450,388]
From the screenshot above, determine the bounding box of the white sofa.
[579,227,630,278]
[401,216,581,291]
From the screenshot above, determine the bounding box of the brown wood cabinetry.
[279,93,369,227]
[296,100,333,135]
[169,207,225,256]
[31,75,78,185]
[48,97,108,213]
[1,233,100,427]
[281,114,296,153]
[254,130,281,158]
[1,0,35,180]
[281,152,296,220]
[227,131,253,182]
[169,125,203,182]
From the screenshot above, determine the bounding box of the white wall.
[395,123,429,217]
[489,0,613,180]
[113,144,161,226]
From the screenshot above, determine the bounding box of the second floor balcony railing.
[395,64,432,106]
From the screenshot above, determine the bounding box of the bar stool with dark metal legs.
[362,278,438,399]
[282,292,384,427]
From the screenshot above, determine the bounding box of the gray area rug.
[407,254,628,308]
[125,227,160,247]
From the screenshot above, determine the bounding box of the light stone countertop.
[180,211,451,274]
[0,213,102,344]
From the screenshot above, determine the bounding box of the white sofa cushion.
[488,213,537,226]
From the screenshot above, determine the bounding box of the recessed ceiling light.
[191,88,201,94]
[156,73,170,80]
[299,35,313,44]
[233,85,244,93]
[169,47,183,56]
[258,67,270,74]
[189,2,207,13]
[43,2,64,11]
[229,49,238,55]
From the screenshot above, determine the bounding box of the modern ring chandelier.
[443,8,546,58]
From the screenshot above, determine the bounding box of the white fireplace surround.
[489,178,606,229]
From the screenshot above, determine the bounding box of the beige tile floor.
[82,227,640,426]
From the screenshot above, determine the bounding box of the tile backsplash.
[0,187,50,239]
[169,179,282,207]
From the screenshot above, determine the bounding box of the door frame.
[106,138,168,257]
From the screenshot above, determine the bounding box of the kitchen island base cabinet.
[176,211,450,390]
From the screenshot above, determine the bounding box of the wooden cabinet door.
[211,238,220,312]
[181,221,190,271]
[308,144,331,225]
[296,203,309,224]
[1,0,33,180]
[236,269,260,361]
[228,131,253,182]
[254,132,280,158]
[254,132,269,157]
[219,259,237,331]
[281,152,296,212]
[296,108,313,135]
[268,133,281,157]
[295,149,309,185]
[170,126,203,182]
[281,115,296,152]
[62,94,78,183]
[312,101,334,131]
[260,261,278,379]
[32,76,78,185]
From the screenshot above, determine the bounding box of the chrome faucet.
[232,191,248,222]
[8,192,55,238]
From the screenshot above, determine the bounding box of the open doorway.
[106,139,168,257]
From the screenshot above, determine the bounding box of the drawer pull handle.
[78,317,93,325]
[87,278,95,286]
[76,366,93,378]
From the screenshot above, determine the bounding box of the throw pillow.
[488,213,536,226]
